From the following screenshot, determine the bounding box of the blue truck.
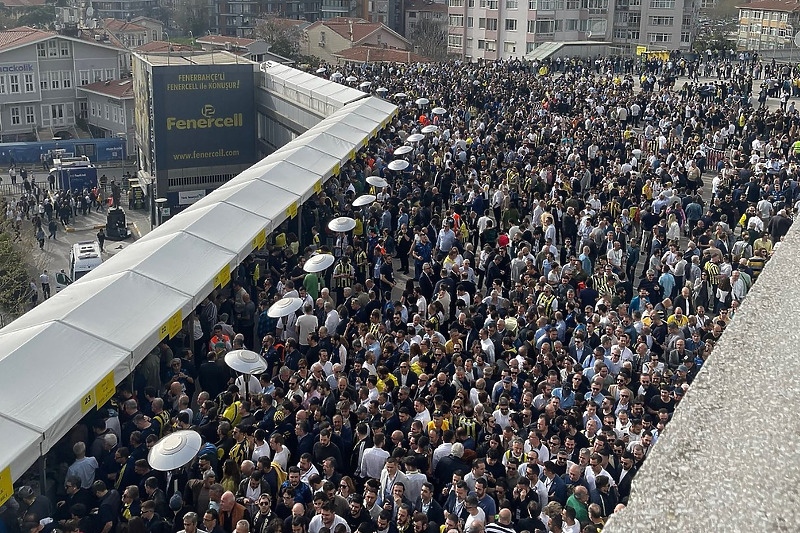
[50,156,98,192]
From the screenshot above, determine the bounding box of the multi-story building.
[90,0,158,22]
[304,17,411,62]
[406,0,448,36]
[0,26,124,142]
[78,78,135,153]
[447,0,696,58]
[736,1,800,50]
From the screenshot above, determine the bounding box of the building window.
[782,13,788,21]
[649,15,674,25]
[449,0,464,6]
[528,19,536,32]
[507,0,518,7]
[25,106,35,125]
[37,43,46,57]
[93,69,103,82]
[40,76,48,91]
[681,30,690,42]
[629,0,640,7]
[506,18,517,30]
[79,101,87,120]
[62,71,72,89]
[566,18,579,30]
[104,104,109,120]
[0,76,5,94]
[648,32,672,42]
[59,41,70,57]
[526,42,536,52]
[449,14,464,26]
[503,41,516,52]
[9,74,19,93]
[119,109,125,126]
[477,39,496,50]
[24,74,34,93]
[567,0,580,8]
[529,0,537,9]
[47,40,58,57]
[10,107,20,125]
[50,72,60,90]
[536,19,557,33]
[112,106,118,123]
[467,16,474,26]
[79,70,89,86]
[448,33,463,47]
[487,0,498,8]
[105,68,115,80]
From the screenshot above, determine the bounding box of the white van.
[69,241,103,281]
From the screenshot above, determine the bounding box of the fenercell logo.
[166,104,243,131]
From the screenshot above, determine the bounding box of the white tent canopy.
[1,271,192,367]
[0,322,131,453]
[0,418,42,481]
[82,232,238,310]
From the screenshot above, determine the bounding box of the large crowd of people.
[3,53,797,533]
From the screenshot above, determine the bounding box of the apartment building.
[447,0,696,59]
[0,26,123,141]
[737,1,800,50]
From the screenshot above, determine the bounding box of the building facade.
[446,0,696,59]
[736,1,800,51]
[304,17,412,62]
[78,79,135,154]
[0,27,124,142]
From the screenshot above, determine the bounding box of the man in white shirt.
[360,433,390,480]
[67,441,98,489]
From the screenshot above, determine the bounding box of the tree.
[253,15,303,59]
[408,18,447,61]
[173,0,208,37]
[693,19,736,52]
[16,5,55,27]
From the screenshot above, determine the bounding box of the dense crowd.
[3,53,797,533]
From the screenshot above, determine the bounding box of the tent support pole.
[38,456,46,495]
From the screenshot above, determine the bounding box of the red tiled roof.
[79,78,134,99]
[102,18,147,32]
[196,35,256,48]
[0,26,52,52]
[738,0,800,11]
[335,45,430,63]
[135,40,194,52]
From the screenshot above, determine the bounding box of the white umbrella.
[422,125,439,134]
[352,194,377,207]
[316,67,327,74]
[388,160,410,171]
[148,431,202,472]
[328,216,357,232]
[407,133,425,143]
[346,75,358,83]
[415,97,430,106]
[432,107,447,115]
[225,350,268,375]
[394,146,413,155]
[304,253,336,273]
[394,92,408,99]
[366,176,389,188]
[376,87,389,94]
[268,297,303,318]
[331,72,344,81]
[359,81,372,89]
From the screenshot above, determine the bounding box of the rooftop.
[404,0,448,12]
[78,78,134,99]
[195,35,257,48]
[737,0,800,11]
[134,50,257,66]
[135,40,194,53]
[0,26,51,53]
[0,0,46,7]
[102,18,147,32]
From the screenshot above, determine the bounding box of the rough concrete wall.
[605,222,800,532]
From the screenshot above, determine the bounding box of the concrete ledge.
[604,222,800,532]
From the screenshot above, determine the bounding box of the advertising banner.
[152,64,255,171]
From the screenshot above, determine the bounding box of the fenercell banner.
[152,64,255,171]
